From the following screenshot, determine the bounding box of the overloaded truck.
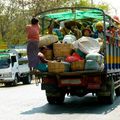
[33,7,120,104]
[0,49,31,86]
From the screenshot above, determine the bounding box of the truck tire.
[106,78,115,104]
[12,75,18,86]
[46,91,65,105]
[115,87,120,96]
[4,82,12,87]
[23,74,31,84]
[97,78,115,104]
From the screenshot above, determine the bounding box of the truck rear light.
[86,76,101,84]
[86,76,102,89]
[42,77,57,84]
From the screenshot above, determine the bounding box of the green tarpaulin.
[45,9,105,20]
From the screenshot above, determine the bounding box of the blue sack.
[35,63,48,72]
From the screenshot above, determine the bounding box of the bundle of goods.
[53,42,73,57]
[65,52,85,71]
[85,53,104,70]
[63,34,76,44]
[48,61,70,73]
[35,63,48,72]
[75,49,86,59]
[39,34,58,47]
[72,36,100,54]
[65,53,83,62]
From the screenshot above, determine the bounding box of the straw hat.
[95,21,103,28]
[64,20,82,29]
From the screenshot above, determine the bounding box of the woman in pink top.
[26,17,41,70]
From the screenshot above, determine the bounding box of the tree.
[0,0,109,47]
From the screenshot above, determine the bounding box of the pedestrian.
[26,17,41,71]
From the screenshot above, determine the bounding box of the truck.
[33,7,120,104]
[0,49,31,86]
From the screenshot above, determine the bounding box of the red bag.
[65,52,84,62]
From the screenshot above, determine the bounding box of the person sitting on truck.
[47,21,63,42]
[106,25,116,44]
[93,21,104,40]
[34,49,49,72]
[82,27,92,37]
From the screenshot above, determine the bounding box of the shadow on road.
[21,95,120,115]
[0,82,35,88]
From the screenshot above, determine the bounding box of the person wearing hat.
[93,21,104,39]
[82,27,92,37]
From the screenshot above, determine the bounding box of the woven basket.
[71,60,85,71]
[53,43,73,57]
[48,61,70,73]
[41,49,53,60]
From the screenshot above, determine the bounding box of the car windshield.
[0,54,10,69]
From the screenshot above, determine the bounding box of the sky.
[94,0,120,17]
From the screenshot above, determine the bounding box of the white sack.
[72,36,100,54]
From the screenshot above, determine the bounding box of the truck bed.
[32,69,104,77]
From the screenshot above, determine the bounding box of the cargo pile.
[36,34,104,73]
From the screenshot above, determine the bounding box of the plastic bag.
[65,52,83,62]
[72,36,100,54]
[63,34,76,44]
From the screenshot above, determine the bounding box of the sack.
[39,35,58,47]
[85,60,104,70]
[86,53,104,65]
[63,35,76,44]
[35,63,48,72]
[72,36,100,54]
[75,49,86,58]
[65,53,83,63]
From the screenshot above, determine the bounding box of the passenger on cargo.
[52,21,64,41]
[47,21,63,41]
[106,25,116,44]
[34,49,49,72]
[60,26,71,36]
[70,25,82,39]
[93,21,104,39]
[82,27,92,37]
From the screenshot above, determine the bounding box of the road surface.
[0,82,120,120]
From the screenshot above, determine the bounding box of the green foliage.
[0,0,109,47]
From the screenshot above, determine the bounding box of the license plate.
[61,79,81,85]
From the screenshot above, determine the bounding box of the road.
[0,82,120,120]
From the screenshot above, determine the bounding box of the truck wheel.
[115,87,120,96]
[56,93,65,104]
[106,78,115,104]
[46,96,56,104]
[23,74,31,84]
[12,75,18,86]
[97,78,115,104]
[4,82,12,87]
[46,91,65,105]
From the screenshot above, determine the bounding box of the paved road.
[0,82,120,120]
